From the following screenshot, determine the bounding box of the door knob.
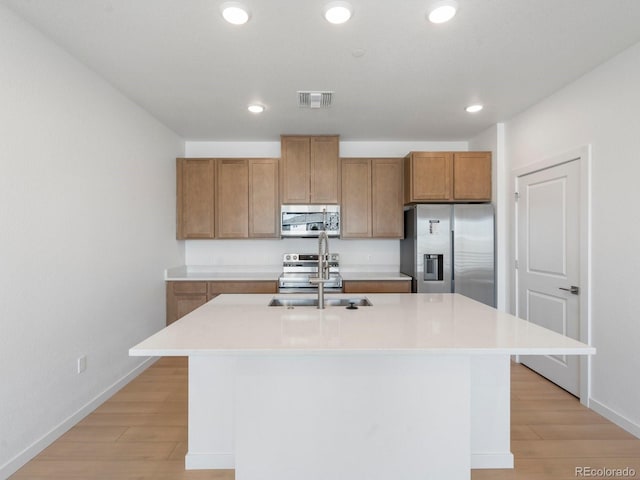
[559,286,580,295]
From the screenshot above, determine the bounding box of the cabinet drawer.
[208,281,278,295]
[170,281,208,294]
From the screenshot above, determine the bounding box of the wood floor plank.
[77,412,187,428]
[514,457,640,476]
[36,441,177,461]
[149,461,233,480]
[118,426,188,442]
[93,400,186,415]
[472,457,640,480]
[108,390,173,403]
[116,382,185,394]
[512,399,587,412]
[511,385,574,398]
[168,442,189,461]
[511,424,542,440]
[511,409,612,426]
[10,460,159,480]
[58,426,127,443]
[530,424,638,440]
[512,439,640,458]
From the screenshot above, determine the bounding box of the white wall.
[469,124,507,312]
[185,140,469,158]
[183,140,468,270]
[186,238,400,272]
[0,6,185,476]
[503,41,640,436]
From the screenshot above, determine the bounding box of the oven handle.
[278,287,344,294]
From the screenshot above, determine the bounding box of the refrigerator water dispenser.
[423,254,444,281]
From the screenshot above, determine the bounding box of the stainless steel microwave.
[280,205,340,238]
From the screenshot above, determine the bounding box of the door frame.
[512,145,592,406]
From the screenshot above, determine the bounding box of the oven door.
[278,273,343,293]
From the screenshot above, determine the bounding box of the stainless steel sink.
[268,297,372,307]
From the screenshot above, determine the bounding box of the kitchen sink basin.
[268,297,373,307]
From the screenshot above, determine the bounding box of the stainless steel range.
[278,253,342,293]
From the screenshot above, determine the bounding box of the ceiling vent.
[297,91,334,108]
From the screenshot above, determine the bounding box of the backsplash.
[184,238,400,271]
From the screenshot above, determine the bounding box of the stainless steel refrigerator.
[400,204,495,307]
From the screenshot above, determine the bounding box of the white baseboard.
[589,397,640,439]
[471,452,514,469]
[184,452,513,471]
[0,357,158,480]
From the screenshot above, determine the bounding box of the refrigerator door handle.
[450,231,455,293]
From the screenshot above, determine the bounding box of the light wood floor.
[10,358,640,480]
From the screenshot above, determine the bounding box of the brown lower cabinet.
[167,279,409,324]
[342,280,411,294]
[166,280,278,325]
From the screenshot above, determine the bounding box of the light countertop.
[165,266,411,282]
[130,293,595,357]
[165,266,280,281]
[340,272,411,281]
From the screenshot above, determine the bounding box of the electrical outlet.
[77,355,87,374]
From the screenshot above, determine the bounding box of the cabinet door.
[281,136,311,204]
[177,158,215,239]
[453,152,492,201]
[405,152,452,202]
[216,159,249,238]
[341,159,372,238]
[372,158,404,238]
[310,136,340,203]
[249,158,279,238]
[166,282,208,325]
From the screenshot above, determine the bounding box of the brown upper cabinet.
[216,159,249,238]
[404,151,491,203]
[452,152,492,201]
[280,135,340,204]
[248,158,280,238]
[341,158,404,239]
[177,158,216,239]
[177,158,279,239]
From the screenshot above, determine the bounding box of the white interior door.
[517,160,581,396]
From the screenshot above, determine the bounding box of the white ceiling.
[4,0,640,141]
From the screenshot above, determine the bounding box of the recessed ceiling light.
[428,0,458,23]
[323,1,353,24]
[248,104,265,114]
[221,2,250,25]
[465,104,483,113]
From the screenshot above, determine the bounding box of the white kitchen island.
[130,293,595,480]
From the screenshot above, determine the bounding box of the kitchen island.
[130,293,594,480]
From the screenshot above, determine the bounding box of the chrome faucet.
[310,222,331,309]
